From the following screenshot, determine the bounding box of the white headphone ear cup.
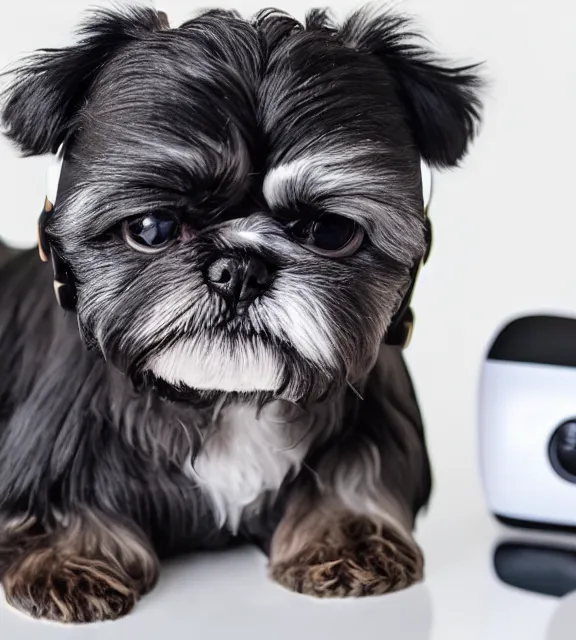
[420,159,433,212]
[46,144,64,207]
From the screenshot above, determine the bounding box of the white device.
[479,314,576,529]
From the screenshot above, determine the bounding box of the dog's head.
[1,6,482,403]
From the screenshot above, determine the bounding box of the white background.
[0,1,575,638]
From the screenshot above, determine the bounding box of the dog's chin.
[145,338,283,394]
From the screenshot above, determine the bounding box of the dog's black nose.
[206,256,273,305]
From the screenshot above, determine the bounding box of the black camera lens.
[549,420,576,483]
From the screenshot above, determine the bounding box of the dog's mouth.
[104,292,341,402]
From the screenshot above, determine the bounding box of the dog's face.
[2,7,481,403]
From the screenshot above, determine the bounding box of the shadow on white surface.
[0,546,433,639]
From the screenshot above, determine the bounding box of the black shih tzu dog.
[0,4,482,623]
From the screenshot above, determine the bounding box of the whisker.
[211,394,227,424]
[275,426,313,452]
[303,462,324,489]
[346,380,364,401]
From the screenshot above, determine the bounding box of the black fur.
[338,8,482,167]
[1,6,168,155]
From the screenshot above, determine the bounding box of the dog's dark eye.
[287,214,364,258]
[122,214,180,254]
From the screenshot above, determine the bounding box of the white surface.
[480,359,576,526]
[0,0,576,638]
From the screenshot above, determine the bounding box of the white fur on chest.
[186,402,312,533]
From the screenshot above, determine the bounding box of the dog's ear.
[340,10,484,168]
[1,6,169,156]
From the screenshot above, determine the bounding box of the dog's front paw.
[271,518,423,598]
[3,550,139,623]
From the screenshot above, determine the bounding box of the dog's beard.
[147,336,282,393]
